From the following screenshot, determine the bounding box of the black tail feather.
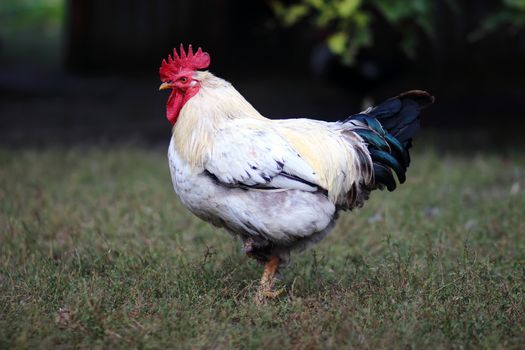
[384,133,409,165]
[369,150,406,184]
[373,164,396,191]
[348,90,434,191]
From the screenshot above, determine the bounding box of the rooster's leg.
[256,256,284,302]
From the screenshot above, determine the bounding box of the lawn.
[1,145,524,349]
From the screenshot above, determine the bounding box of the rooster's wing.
[205,119,322,192]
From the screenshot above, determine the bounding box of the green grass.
[1,145,524,349]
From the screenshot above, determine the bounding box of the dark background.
[1,0,524,149]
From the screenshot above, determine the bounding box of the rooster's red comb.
[160,44,210,80]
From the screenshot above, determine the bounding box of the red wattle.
[167,91,183,125]
[166,87,199,125]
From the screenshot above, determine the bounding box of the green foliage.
[271,0,435,64]
[1,145,525,348]
[0,0,64,67]
[272,0,525,65]
[470,0,525,40]
[0,0,63,29]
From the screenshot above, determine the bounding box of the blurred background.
[1,0,525,149]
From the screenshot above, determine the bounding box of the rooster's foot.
[255,256,284,304]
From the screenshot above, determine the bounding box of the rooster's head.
[159,44,210,125]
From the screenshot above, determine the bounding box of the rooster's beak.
[159,82,172,91]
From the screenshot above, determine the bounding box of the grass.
[1,144,524,349]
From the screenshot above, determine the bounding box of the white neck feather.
[172,72,266,169]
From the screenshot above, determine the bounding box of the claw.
[262,287,285,299]
[255,287,285,304]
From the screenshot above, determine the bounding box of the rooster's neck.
[172,75,266,169]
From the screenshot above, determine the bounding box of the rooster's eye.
[179,77,188,83]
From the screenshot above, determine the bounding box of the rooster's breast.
[168,139,337,249]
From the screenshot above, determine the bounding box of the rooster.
[159,45,434,300]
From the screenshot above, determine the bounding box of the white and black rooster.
[159,45,434,301]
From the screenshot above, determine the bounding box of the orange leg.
[256,256,284,302]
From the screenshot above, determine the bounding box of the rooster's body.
[159,45,434,299]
